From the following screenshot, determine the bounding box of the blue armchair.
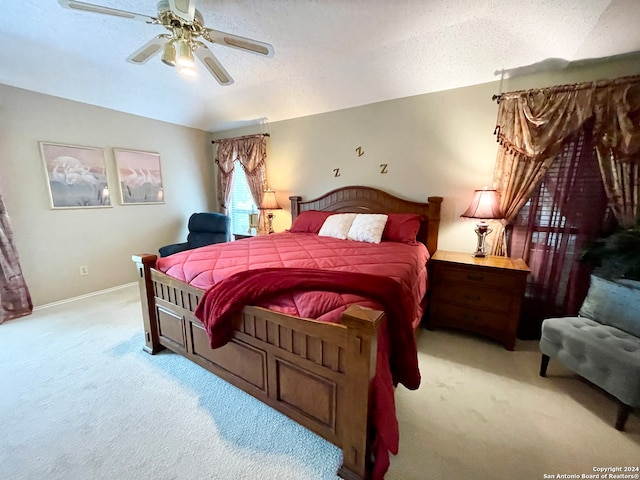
[539,275,640,431]
[159,212,230,257]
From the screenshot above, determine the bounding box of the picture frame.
[39,142,111,209]
[114,149,164,205]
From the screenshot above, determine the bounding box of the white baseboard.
[34,282,138,311]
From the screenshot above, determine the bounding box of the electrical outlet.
[79,265,89,276]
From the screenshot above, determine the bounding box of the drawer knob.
[466,274,484,282]
[464,294,481,302]
[462,312,477,321]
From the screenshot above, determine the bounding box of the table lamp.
[460,188,503,257]
[258,189,282,234]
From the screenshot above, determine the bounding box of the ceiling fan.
[58,0,275,85]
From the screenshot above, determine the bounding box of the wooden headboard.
[289,185,442,254]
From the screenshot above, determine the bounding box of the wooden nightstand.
[233,233,254,240]
[427,250,530,350]
[233,231,267,240]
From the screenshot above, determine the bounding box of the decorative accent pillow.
[289,210,333,233]
[347,214,388,243]
[579,275,640,337]
[382,213,422,245]
[318,213,357,240]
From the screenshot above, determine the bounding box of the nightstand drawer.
[431,302,511,331]
[436,265,517,289]
[434,284,512,312]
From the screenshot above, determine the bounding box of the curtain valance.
[491,75,640,255]
[495,75,640,162]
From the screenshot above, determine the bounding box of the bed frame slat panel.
[190,321,267,392]
[292,330,307,357]
[157,306,183,342]
[279,325,293,352]
[275,358,337,430]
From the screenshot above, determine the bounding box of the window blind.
[229,163,258,236]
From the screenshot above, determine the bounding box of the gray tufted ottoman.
[539,275,640,430]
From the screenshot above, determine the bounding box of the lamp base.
[248,213,259,234]
[471,222,491,257]
[266,212,275,234]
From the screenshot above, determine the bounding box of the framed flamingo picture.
[39,142,111,209]
[114,149,164,205]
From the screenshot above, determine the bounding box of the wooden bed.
[132,185,442,480]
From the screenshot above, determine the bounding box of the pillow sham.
[318,213,357,240]
[382,213,422,245]
[347,214,388,243]
[289,210,334,233]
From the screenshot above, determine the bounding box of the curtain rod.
[491,74,640,103]
[211,133,270,144]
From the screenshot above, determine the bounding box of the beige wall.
[0,85,214,306]
[211,55,640,254]
[2,55,638,307]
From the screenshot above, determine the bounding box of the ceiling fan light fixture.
[178,65,197,77]
[161,41,176,66]
[176,39,195,68]
[59,0,275,85]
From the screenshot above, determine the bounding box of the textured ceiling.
[1,0,639,132]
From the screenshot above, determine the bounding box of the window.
[228,162,258,236]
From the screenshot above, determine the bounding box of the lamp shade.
[259,190,281,210]
[461,188,502,220]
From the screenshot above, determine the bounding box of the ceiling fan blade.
[204,28,274,57]
[167,0,195,23]
[58,0,157,24]
[194,45,234,86]
[126,35,167,64]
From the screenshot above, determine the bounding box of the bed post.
[289,195,302,220]
[337,305,384,480]
[426,196,442,254]
[132,254,163,354]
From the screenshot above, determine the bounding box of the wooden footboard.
[133,253,382,480]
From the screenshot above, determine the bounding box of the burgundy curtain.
[508,124,609,338]
[0,193,32,324]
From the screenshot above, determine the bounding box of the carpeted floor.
[1,284,638,479]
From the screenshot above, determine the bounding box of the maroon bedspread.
[194,267,420,479]
[157,232,429,330]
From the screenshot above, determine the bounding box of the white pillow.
[347,214,388,243]
[318,213,357,240]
